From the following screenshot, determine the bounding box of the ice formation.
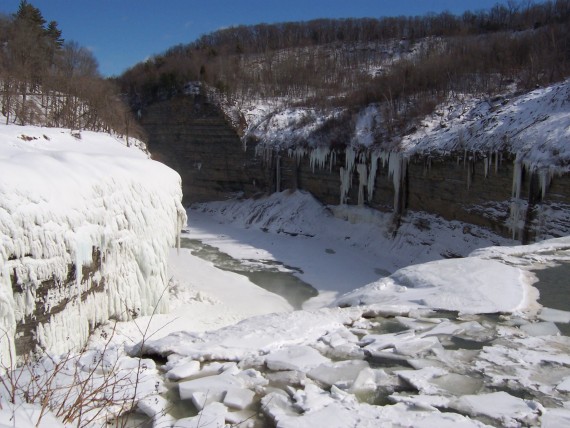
[0,124,186,365]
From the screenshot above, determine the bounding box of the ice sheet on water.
[335,257,537,315]
[539,307,570,324]
[449,391,543,427]
[520,321,561,336]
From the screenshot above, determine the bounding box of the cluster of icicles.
[258,144,561,241]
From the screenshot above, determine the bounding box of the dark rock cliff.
[140,95,271,205]
[139,94,570,242]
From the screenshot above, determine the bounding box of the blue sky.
[1,0,518,77]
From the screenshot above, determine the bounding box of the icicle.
[367,151,380,202]
[467,158,473,189]
[328,150,336,172]
[357,163,368,206]
[309,146,330,173]
[339,147,358,205]
[388,152,405,213]
[512,153,523,199]
[276,154,281,192]
[289,147,307,165]
[339,167,352,204]
[483,156,489,179]
[509,153,526,240]
[538,167,555,199]
[379,150,390,168]
[345,146,357,173]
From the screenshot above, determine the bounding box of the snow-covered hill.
[0,125,186,365]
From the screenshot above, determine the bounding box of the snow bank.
[0,124,186,364]
[110,247,293,343]
[189,190,513,306]
[334,256,539,315]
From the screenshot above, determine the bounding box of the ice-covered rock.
[0,125,185,363]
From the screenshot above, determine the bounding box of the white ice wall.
[0,126,186,366]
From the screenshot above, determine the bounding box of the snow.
[401,80,570,174]
[335,257,539,315]
[3,91,570,427]
[240,80,570,239]
[0,399,64,428]
[0,123,186,365]
[188,190,514,307]
[2,183,569,426]
[113,190,568,427]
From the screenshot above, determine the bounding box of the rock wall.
[140,95,271,205]
[139,94,570,242]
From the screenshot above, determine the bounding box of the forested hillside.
[120,0,570,138]
[0,1,140,138]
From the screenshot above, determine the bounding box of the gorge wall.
[140,95,271,205]
[140,92,570,243]
[0,128,186,363]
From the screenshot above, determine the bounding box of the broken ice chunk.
[225,409,258,427]
[265,345,330,372]
[520,321,560,337]
[307,360,369,388]
[178,372,242,400]
[166,359,200,380]
[541,407,570,428]
[395,367,449,395]
[555,377,570,393]
[349,367,378,394]
[266,370,307,389]
[223,388,256,410]
[394,336,442,356]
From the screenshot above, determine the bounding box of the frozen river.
[126,193,570,427]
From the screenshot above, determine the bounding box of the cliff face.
[140,95,271,205]
[0,127,186,363]
[139,86,570,243]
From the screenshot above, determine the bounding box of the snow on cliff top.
[401,79,570,172]
[243,80,570,173]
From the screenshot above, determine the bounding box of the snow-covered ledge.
[0,125,186,365]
